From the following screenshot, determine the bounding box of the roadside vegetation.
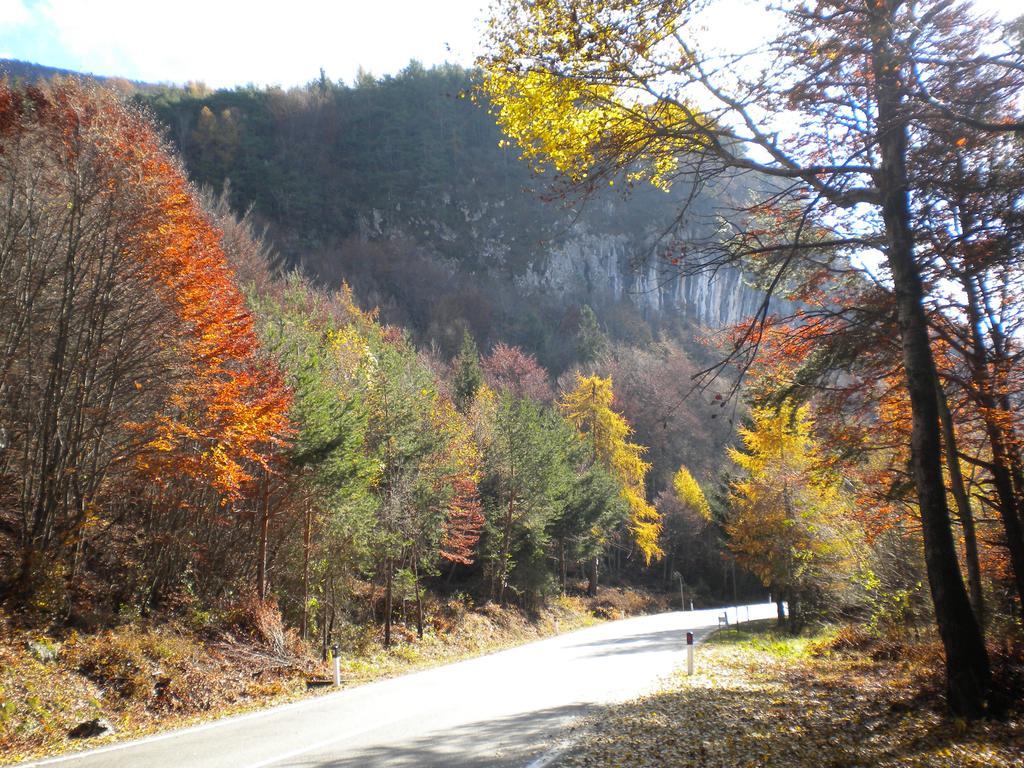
[0,78,716,759]
[558,620,1024,767]
[0,80,711,652]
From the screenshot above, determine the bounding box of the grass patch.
[707,618,833,660]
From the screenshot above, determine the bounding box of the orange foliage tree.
[0,80,290,610]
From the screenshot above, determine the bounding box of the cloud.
[22,0,485,87]
[0,0,32,29]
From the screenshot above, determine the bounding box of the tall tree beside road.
[0,81,291,608]
[561,374,662,570]
[480,0,1024,717]
[726,402,855,629]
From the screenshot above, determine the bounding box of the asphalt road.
[24,602,778,768]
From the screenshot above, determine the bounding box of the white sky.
[0,0,1016,89]
[0,0,491,87]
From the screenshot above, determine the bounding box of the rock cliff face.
[366,181,781,332]
[521,228,770,329]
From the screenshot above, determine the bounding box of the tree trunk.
[961,276,1024,611]
[327,588,336,658]
[415,588,424,640]
[256,470,270,600]
[871,16,990,716]
[384,557,393,648]
[413,553,424,640]
[981,421,1024,612]
[495,492,515,603]
[300,504,312,642]
[559,540,567,593]
[320,572,329,660]
[587,556,599,597]
[936,383,985,625]
[731,559,738,611]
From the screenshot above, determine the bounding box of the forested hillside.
[0,58,755,491]
[0,58,133,86]
[128,63,751,493]
[136,64,764,360]
[2,0,1023,753]
[0,80,737,648]
[0,84,694,755]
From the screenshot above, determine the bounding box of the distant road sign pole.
[673,571,686,611]
[732,559,739,624]
[686,631,694,675]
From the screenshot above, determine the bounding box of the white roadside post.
[332,643,341,687]
[686,631,694,676]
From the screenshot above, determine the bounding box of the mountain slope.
[135,64,774,360]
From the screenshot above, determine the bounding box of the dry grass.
[0,620,315,765]
[330,593,603,685]
[588,585,669,621]
[558,620,1024,768]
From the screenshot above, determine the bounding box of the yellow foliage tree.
[727,401,855,624]
[478,2,709,191]
[479,0,1021,714]
[561,374,662,563]
[673,465,711,521]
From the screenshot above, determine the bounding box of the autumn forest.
[1,0,1024,762]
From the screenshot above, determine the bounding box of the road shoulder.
[550,619,1024,767]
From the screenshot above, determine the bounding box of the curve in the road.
[19,602,779,768]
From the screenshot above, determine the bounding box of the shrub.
[71,631,153,701]
[431,595,472,635]
[334,621,380,657]
[814,623,875,656]
[589,586,657,619]
[67,626,196,704]
[229,594,286,656]
[811,622,909,661]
